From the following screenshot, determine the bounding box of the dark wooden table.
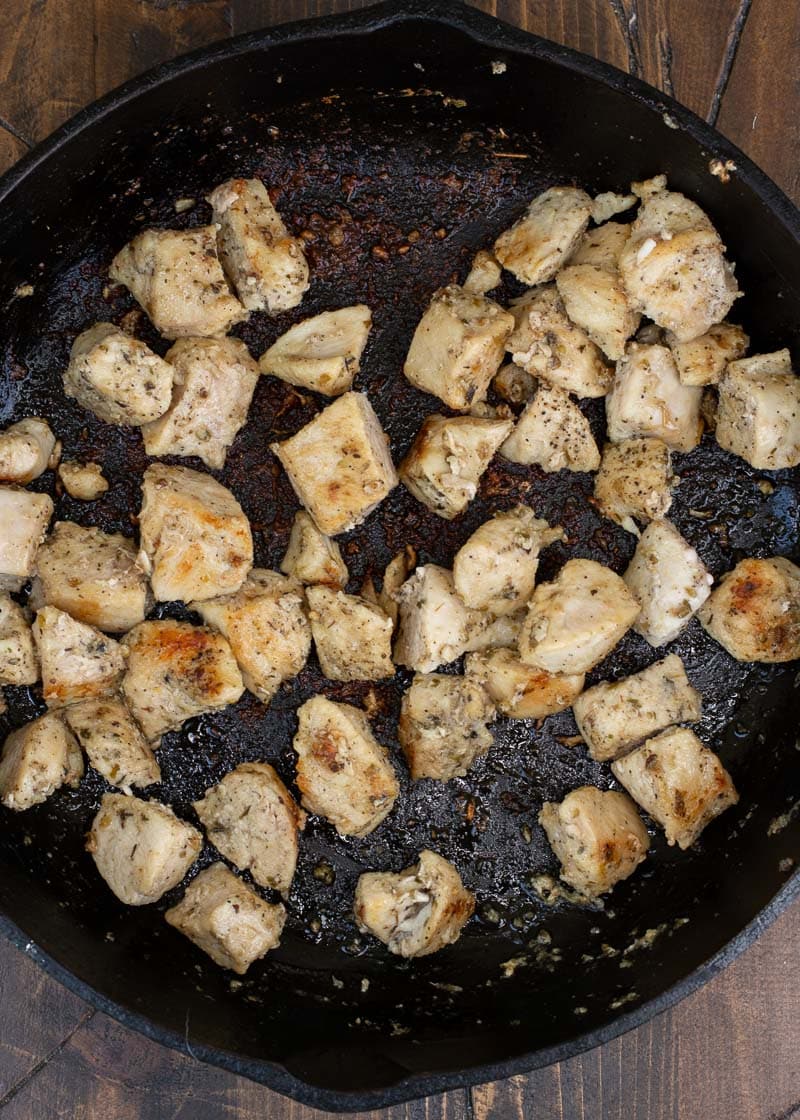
[0,2,797,1117]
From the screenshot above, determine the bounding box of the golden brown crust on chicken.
[698,556,800,662]
[398,673,495,780]
[493,186,592,286]
[465,649,584,719]
[33,607,124,708]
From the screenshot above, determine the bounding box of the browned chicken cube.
[279,511,348,588]
[0,712,83,811]
[0,487,53,592]
[33,606,124,708]
[593,438,673,535]
[398,673,495,780]
[0,594,37,686]
[0,418,58,484]
[465,649,585,719]
[63,323,174,425]
[306,585,394,682]
[63,697,160,792]
[493,186,592,286]
[698,556,800,662]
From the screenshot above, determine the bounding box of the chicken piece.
[355,850,475,958]
[556,263,641,361]
[0,487,53,592]
[539,787,649,899]
[138,464,253,602]
[63,323,174,425]
[0,713,83,810]
[493,186,592,285]
[207,177,309,313]
[499,384,601,472]
[58,460,109,500]
[87,793,202,905]
[293,696,399,837]
[399,414,512,520]
[698,556,800,662]
[492,362,536,407]
[165,862,286,974]
[259,306,372,396]
[121,620,244,741]
[591,191,637,224]
[0,418,57,484]
[63,697,160,791]
[715,349,800,469]
[463,250,502,295]
[375,546,417,627]
[403,285,514,410]
[507,286,612,398]
[623,520,713,647]
[453,506,562,615]
[271,392,397,536]
[0,594,37,685]
[279,511,347,588]
[520,559,640,674]
[593,438,673,534]
[398,673,495,780]
[612,728,738,849]
[306,585,394,682]
[573,654,702,762]
[394,565,488,673]
[606,343,702,452]
[109,226,246,338]
[665,321,748,387]
[465,649,584,719]
[191,570,310,705]
[31,521,150,633]
[462,609,526,654]
[194,762,305,895]
[142,337,259,470]
[33,607,124,708]
[570,222,632,270]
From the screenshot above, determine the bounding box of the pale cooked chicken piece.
[398,673,495,780]
[0,594,37,685]
[453,506,562,615]
[33,606,124,708]
[573,654,702,762]
[493,186,592,285]
[109,226,247,338]
[31,521,150,633]
[0,418,58,484]
[165,862,286,974]
[355,849,474,958]
[593,438,673,535]
[142,337,259,469]
[87,793,202,905]
[293,696,399,837]
[507,286,613,398]
[191,570,310,705]
[465,649,584,719]
[492,362,537,406]
[0,712,83,811]
[63,697,160,792]
[698,556,800,662]
[138,463,253,602]
[499,384,601,472]
[463,608,526,654]
[403,285,514,410]
[591,191,637,224]
[520,559,640,674]
[207,177,309,313]
[556,263,641,361]
[539,787,649,899]
[0,487,53,591]
[715,349,800,469]
[463,249,502,295]
[121,620,244,741]
[606,343,702,451]
[194,762,306,895]
[63,323,174,425]
[394,565,488,673]
[259,306,372,396]
[623,520,713,647]
[570,221,632,270]
[374,546,417,627]
[280,511,347,588]
[306,585,394,682]
[271,392,398,536]
[665,321,748,386]
[612,728,738,849]
[58,460,109,500]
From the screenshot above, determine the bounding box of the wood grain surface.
[0,2,797,1118]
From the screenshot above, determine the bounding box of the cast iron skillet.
[0,0,797,1110]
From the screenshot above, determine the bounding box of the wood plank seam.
[0,1008,95,1112]
[0,117,31,149]
[707,0,753,124]
[607,0,642,77]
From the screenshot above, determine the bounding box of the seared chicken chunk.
[0,487,53,591]
[109,226,246,339]
[58,460,108,500]
[570,221,632,270]
[121,620,244,741]
[0,594,37,685]
[374,546,417,627]
[492,362,536,407]
[665,321,748,386]
[280,511,347,588]
[573,654,702,762]
[465,649,584,719]
[591,191,637,224]
[539,787,649,899]
[623,520,713,647]
[63,323,173,425]
[0,418,57,484]
[33,607,124,708]
[715,349,800,469]
[463,609,526,653]
[463,249,502,295]
[398,673,495,780]
[271,392,397,536]
[306,585,394,682]
[293,696,399,837]
[520,559,641,674]
[499,384,601,472]
[194,762,305,895]
[142,337,259,470]
[394,565,488,673]
[165,862,286,974]
[593,438,673,534]
[698,556,800,662]
[0,713,83,811]
[606,343,702,451]
[138,464,253,602]
[403,285,514,410]
[493,186,592,285]
[259,306,372,396]
[612,728,738,849]
[355,850,474,958]
[64,697,160,792]
[87,793,201,905]
[399,414,512,520]
[556,262,640,361]
[207,177,309,313]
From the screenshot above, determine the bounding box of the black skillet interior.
[0,1,798,1110]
